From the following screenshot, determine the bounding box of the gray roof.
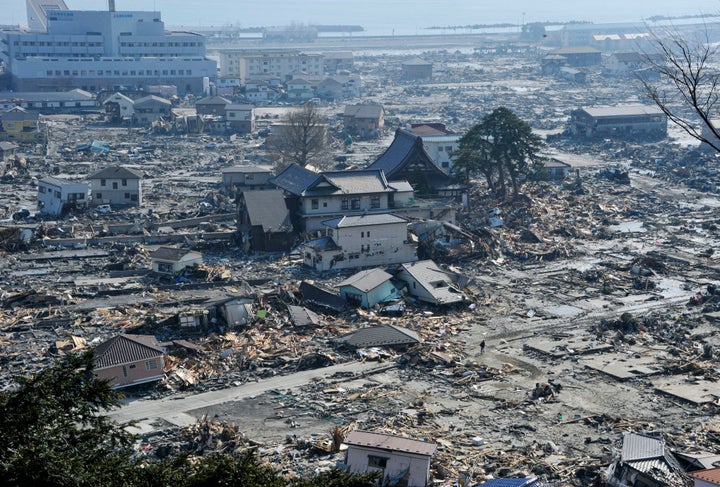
[302,236,340,251]
[269,163,319,196]
[93,334,163,369]
[337,323,420,348]
[0,88,94,103]
[344,104,383,119]
[621,433,664,462]
[338,268,394,292]
[287,305,320,326]
[323,213,407,229]
[402,57,432,66]
[39,175,85,188]
[550,46,602,55]
[0,141,19,151]
[195,96,231,106]
[399,259,466,305]
[241,189,292,233]
[88,165,143,180]
[221,165,272,174]
[581,105,664,118]
[1,108,39,121]
[225,104,254,111]
[149,246,200,262]
[345,430,436,456]
[134,94,172,107]
[304,169,392,197]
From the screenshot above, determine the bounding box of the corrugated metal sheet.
[337,324,419,348]
[622,432,664,461]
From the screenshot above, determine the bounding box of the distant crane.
[108,0,115,12]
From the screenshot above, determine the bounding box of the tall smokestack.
[108,0,115,12]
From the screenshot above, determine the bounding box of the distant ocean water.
[3,0,720,35]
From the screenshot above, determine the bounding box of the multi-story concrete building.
[0,0,216,93]
[216,49,324,84]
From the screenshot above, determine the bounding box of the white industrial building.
[0,0,216,93]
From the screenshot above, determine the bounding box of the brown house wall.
[95,356,163,388]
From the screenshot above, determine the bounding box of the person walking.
[480,339,486,354]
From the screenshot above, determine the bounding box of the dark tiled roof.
[88,165,143,180]
[336,324,420,348]
[345,430,436,456]
[269,163,319,196]
[299,281,346,311]
[94,334,163,368]
[287,305,320,326]
[302,236,340,251]
[241,189,291,233]
[368,128,448,179]
[304,169,390,196]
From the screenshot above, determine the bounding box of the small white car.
[95,204,112,214]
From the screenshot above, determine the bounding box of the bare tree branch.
[639,24,720,152]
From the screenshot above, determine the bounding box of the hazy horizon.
[2,0,720,35]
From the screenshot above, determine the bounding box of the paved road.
[109,360,394,433]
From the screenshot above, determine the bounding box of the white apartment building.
[0,0,216,93]
[217,50,324,83]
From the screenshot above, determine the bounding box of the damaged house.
[237,189,294,252]
[149,247,203,275]
[301,214,417,272]
[93,334,165,389]
[607,432,688,487]
[344,430,437,487]
[88,165,143,207]
[396,259,467,305]
[37,176,89,216]
[338,267,397,308]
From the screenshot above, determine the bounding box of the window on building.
[124,193,130,199]
[341,199,349,210]
[370,196,380,208]
[351,198,360,210]
[367,456,387,469]
[157,262,173,273]
[122,179,127,186]
[311,199,319,209]
[100,179,106,186]
[112,182,118,189]
[130,194,138,202]
[146,359,158,370]
[95,192,102,199]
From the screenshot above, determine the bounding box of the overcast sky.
[2,0,719,31]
